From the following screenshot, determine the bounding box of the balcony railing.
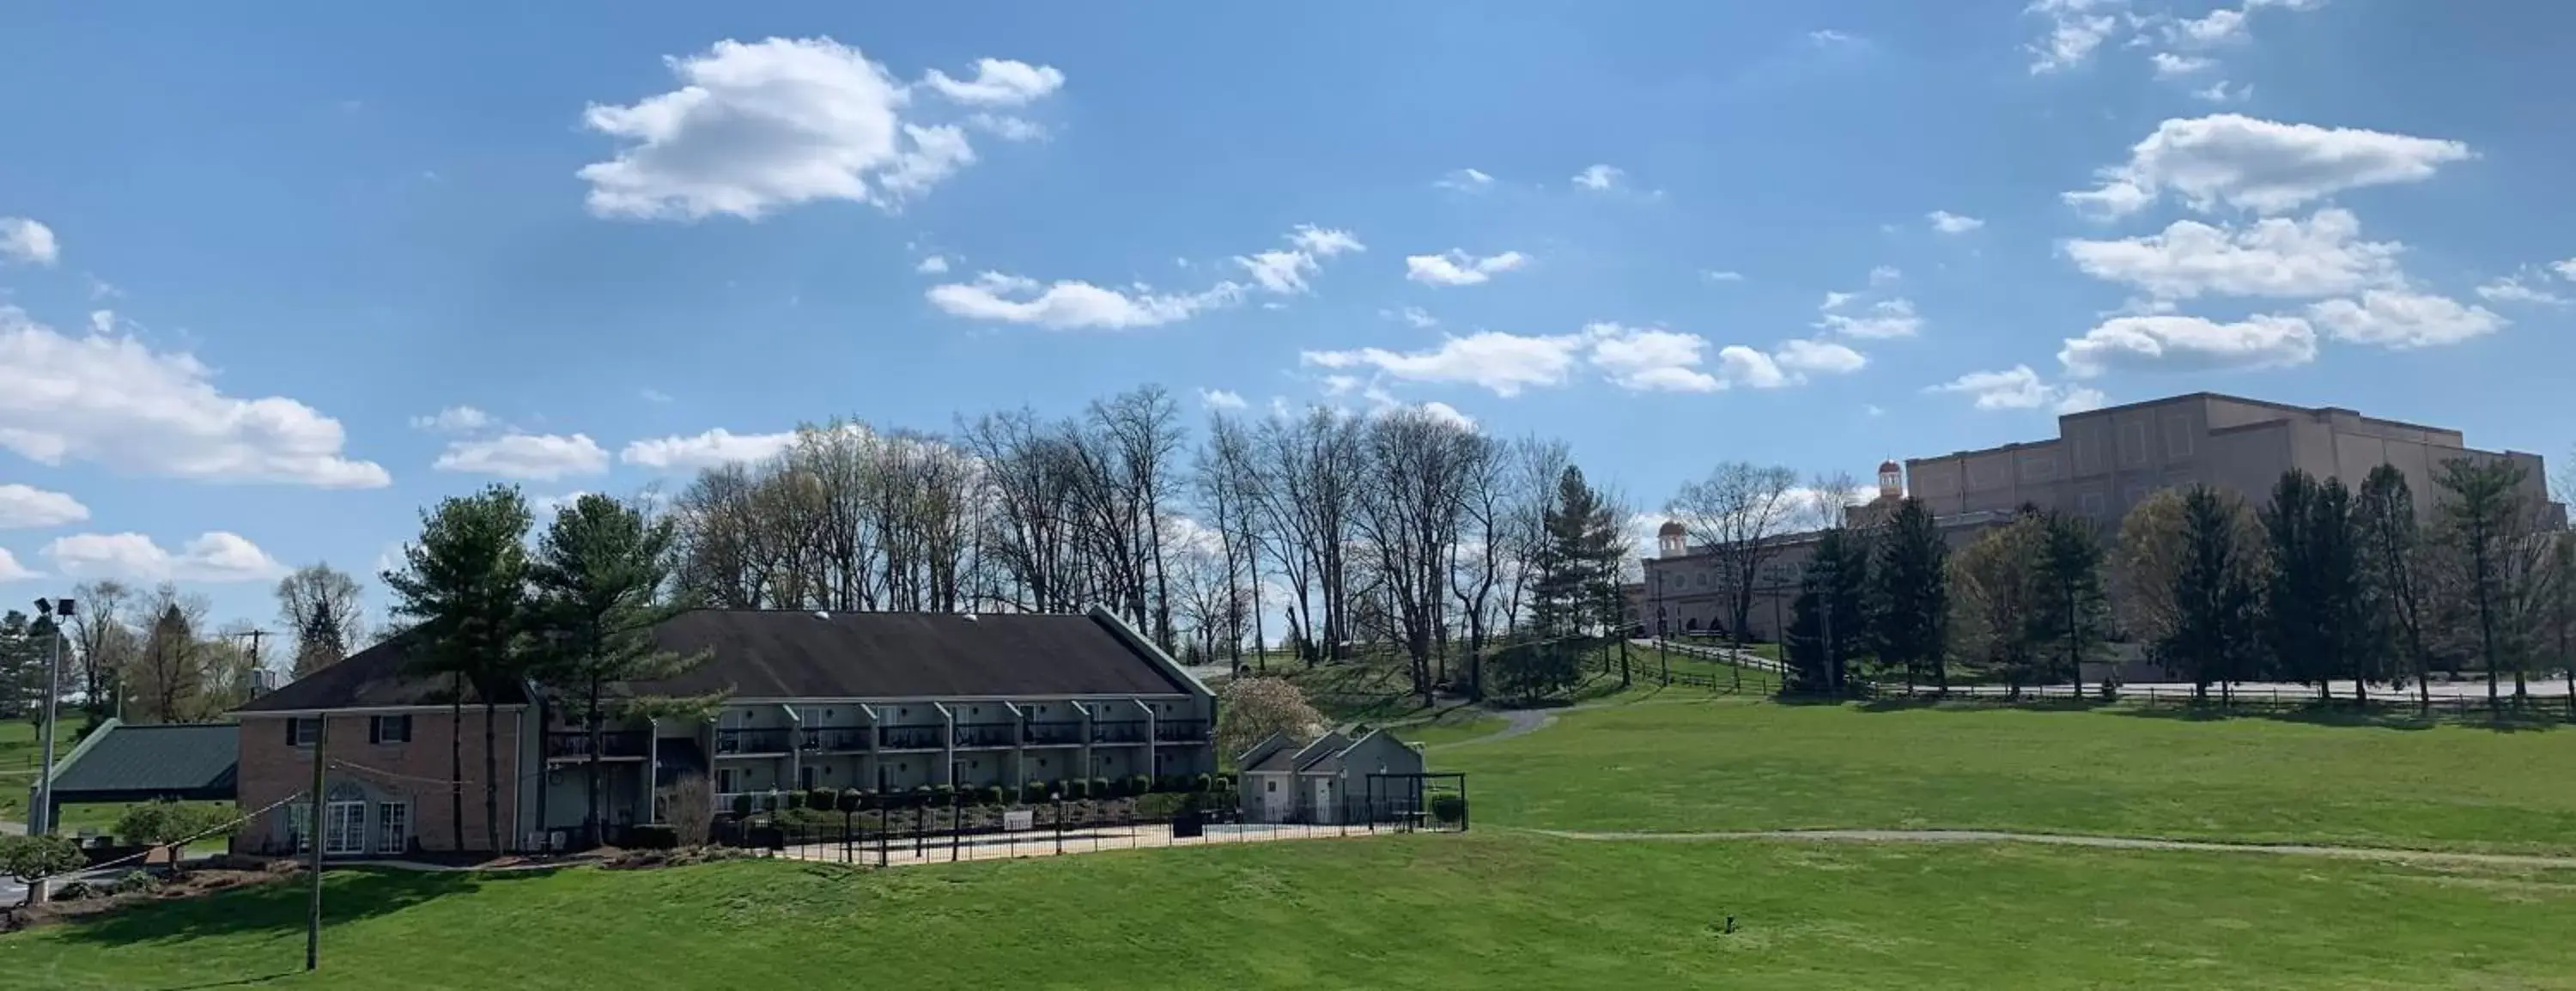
[1154,720,1211,744]
[802,727,870,752]
[953,722,1018,748]
[878,725,944,750]
[714,727,795,756]
[545,730,649,760]
[1091,720,1147,745]
[1022,720,1084,746]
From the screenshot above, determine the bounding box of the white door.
[1314,780,1334,824]
[1260,776,1291,822]
[324,802,367,855]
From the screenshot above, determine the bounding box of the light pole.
[31,596,73,836]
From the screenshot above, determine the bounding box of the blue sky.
[2,0,2570,635]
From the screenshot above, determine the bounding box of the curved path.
[1428,690,1719,750]
[1520,827,2576,869]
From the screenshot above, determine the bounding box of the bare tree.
[1668,462,1802,657]
[276,563,364,678]
[1352,409,1485,705]
[1498,439,1571,635]
[127,583,213,723]
[67,580,134,719]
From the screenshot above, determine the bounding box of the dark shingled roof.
[48,722,240,801]
[632,610,1193,700]
[236,636,529,714]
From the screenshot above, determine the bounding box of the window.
[287,718,322,747]
[287,804,313,853]
[377,801,409,854]
[324,801,366,855]
[1266,780,1278,793]
[369,715,412,745]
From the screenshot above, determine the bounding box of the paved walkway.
[1521,827,2576,869]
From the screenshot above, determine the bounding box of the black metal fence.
[711,793,1466,867]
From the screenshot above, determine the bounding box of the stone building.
[1634,392,2560,642]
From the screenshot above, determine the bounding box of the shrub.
[52,881,92,901]
[660,774,715,846]
[981,785,1005,806]
[1428,794,1467,824]
[113,800,239,846]
[1064,779,1088,801]
[0,834,83,887]
[933,783,956,805]
[761,792,782,812]
[1088,777,1110,800]
[1194,773,1213,793]
[730,793,753,818]
[629,824,680,850]
[1133,792,1189,818]
[837,788,865,813]
[108,870,161,897]
[1021,781,1049,804]
[804,787,834,812]
[1127,775,1152,798]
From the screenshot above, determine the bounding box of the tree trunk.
[534,695,551,850]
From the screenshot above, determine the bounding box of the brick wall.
[234,709,526,856]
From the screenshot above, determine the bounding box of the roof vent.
[960,613,980,623]
[812,611,830,621]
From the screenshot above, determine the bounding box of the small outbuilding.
[1236,728,1425,825]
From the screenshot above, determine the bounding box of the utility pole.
[30,596,73,840]
[232,628,270,698]
[307,715,326,972]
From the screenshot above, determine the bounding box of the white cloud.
[1772,337,1868,374]
[1414,401,1476,429]
[1198,388,1248,410]
[2024,0,2123,74]
[1435,168,1495,192]
[1405,249,1528,288]
[2191,80,2251,103]
[620,428,803,471]
[1702,270,1746,283]
[0,218,58,266]
[87,310,116,335]
[2170,7,2248,45]
[1818,296,1922,339]
[44,531,286,583]
[1234,225,1364,295]
[434,433,610,480]
[915,255,951,274]
[409,404,497,434]
[1869,264,1903,286]
[1930,365,2109,414]
[963,113,1047,142]
[579,38,1050,221]
[0,307,389,488]
[1303,323,1811,397]
[0,550,35,582]
[1927,210,1985,234]
[2554,259,2576,282]
[2064,114,2472,220]
[2305,290,2505,349]
[2151,52,2215,76]
[927,271,1245,330]
[1571,164,1625,191]
[1382,306,1438,329]
[0,484,88,528]
[2059,313,2318,378]
[2475,275,2567,307]
[2063,209,2402,301]
[1303,330,1587,398]
[919,58,1066,106]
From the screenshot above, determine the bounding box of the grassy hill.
[9,834,2576,989]
[1440,697,2576,854]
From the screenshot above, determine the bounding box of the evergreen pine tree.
[1868,497,1950,693]
[1783,526,1869,694]
[382,483,535,854]
[2030,512,2111,693]
[2354,464,2432,709]
[2164,486,2262,701]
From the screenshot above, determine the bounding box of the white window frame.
[289,718,323,747]
[324,801,367,856]
[370,714,412,745]
[377,801,409,854]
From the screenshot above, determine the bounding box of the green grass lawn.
[1442,699,2576,854]
[1625,645,1783,694]
[1392,712,1509,749]
[7,833,2574,989]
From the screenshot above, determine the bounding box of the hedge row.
[727,773,1235,817]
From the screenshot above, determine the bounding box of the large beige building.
[1633,392,2560,641]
